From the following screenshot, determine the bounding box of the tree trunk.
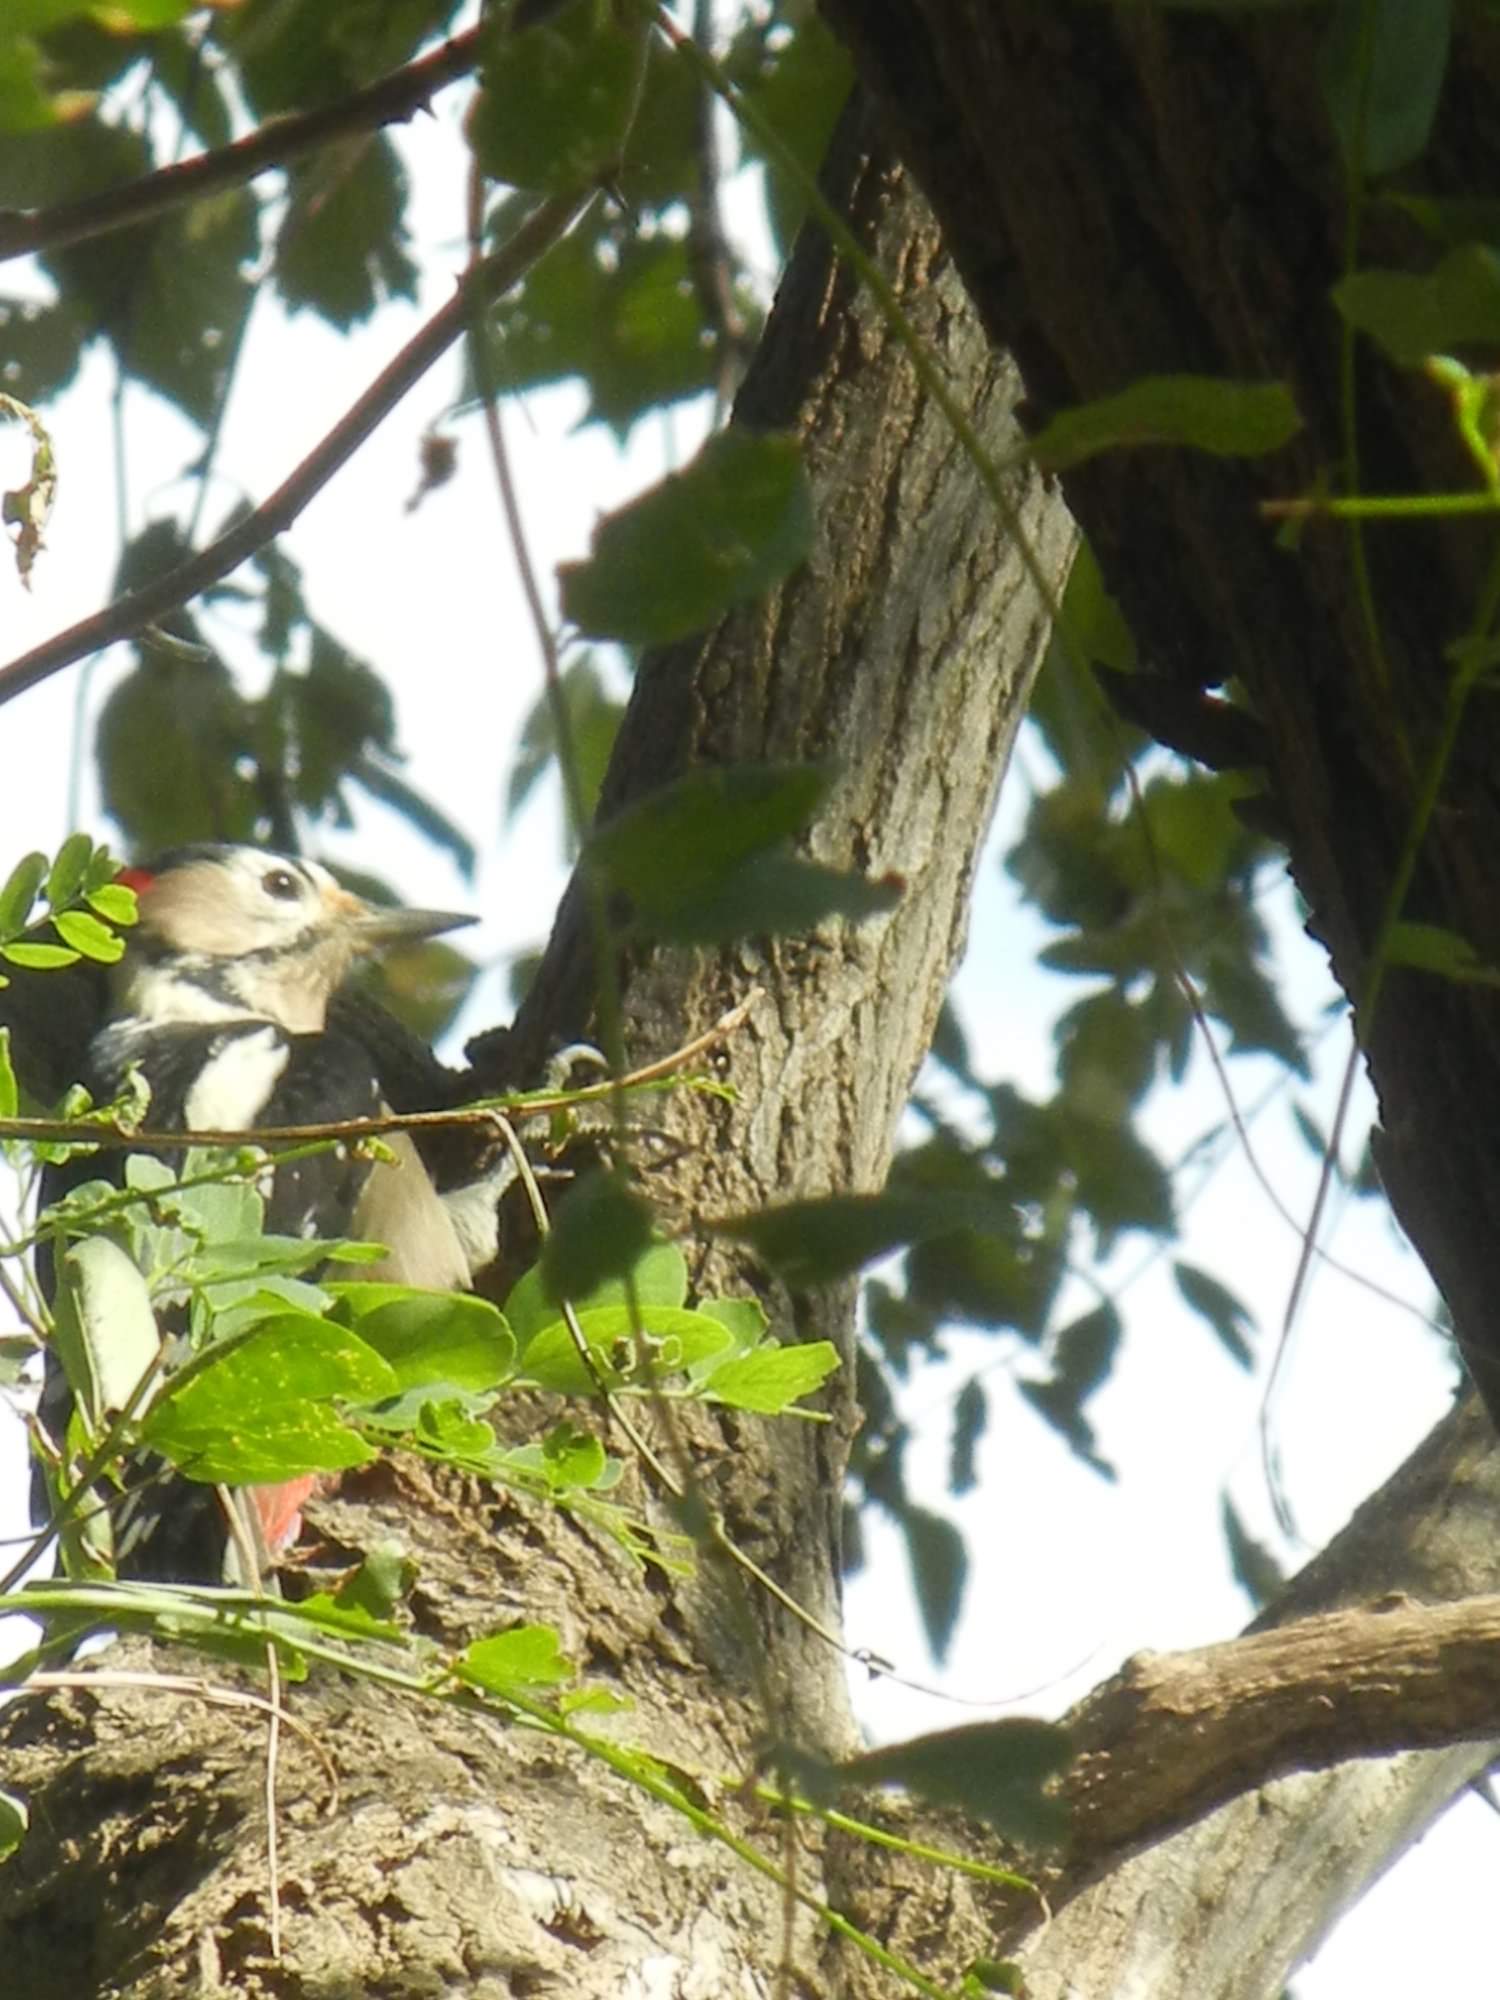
[812,3,1500,1989]
[0,118,1075,1995]
[13,20,1500,1989]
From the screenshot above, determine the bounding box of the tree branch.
[1060,1591,1500,1874]
[0,28,482,266]
[0,190,590,710]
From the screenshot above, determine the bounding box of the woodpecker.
[34,843,505,1582]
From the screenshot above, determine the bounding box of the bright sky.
[0,57,1492,1993]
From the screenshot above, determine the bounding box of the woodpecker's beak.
[344,898,477,952]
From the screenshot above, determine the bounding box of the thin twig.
[0,994,757,1153]
[214,1485,284,1956]
[0,190,588,709]
[0,29,483,266]
[264,1636,285,1956]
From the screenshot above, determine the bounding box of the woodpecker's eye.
[261,867,302,902]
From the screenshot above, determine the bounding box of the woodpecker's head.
[115,845,473,1033]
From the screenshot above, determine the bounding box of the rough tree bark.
[810,3,1500,1992]
[0,120,1075,1994]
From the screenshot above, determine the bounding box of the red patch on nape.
[115,866,156,895]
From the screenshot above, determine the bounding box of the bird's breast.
[180,1024,292,1130]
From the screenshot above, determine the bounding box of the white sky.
[0,52,1492,1993]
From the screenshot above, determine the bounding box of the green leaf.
[0,1787,27,1862]
[460,1623,575,1698]
[1047,1303,1122,1404]
[1320,0,1451,179]
[84,880,138,925]
[89,0,199,24]
[950,1378,987,1495]
[0,295,85,397]
[332,1541,417,1621]
[0,1028,15,1121]
[0,36,60,136]
[1221,1494,1286,1610]
[518,1304,734,1396]
[275,137,418,328]
[841,1719,1072,1846]
[701,1340,840,1415]
[697,1296,768,1352]
[0,850,46,935]
[1173,1260,1256,1370]
[506,1239,688,1347]
[963,1961,1025,1998]
[507,653,623,830]
[51,908,125,963]
[43,830,93,910]
[1290,1100,1330,1167]
[1385,919,1500,986]
[51,1236,162,1428]
[1385,194,1500,252]
[642,851,903,945]
[560,430,813,644]
[540,1170,656,1305]
[590,762,827,907]
[1333,247,1500,367]
[0,940,80,970]
[717,1191,1013,1289]
[415,1398,497,1460]
[472,2,643,193]
[330,1287,516,1393]
[536,1420,608,1491]
[1068,1115,1175,1241]
[268,1591,403,1645]
[903,1503,968,1662]
[143,1316,396,1482]
[58,177,258,428]
[1056,989,1157,1118]
[733,11,853,251]
[586,763,897,941]
[1027,376,1301,471]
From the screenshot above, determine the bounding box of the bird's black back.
[33,1020,386,1583]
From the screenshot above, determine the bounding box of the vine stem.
[6,1579,976,2000]
[0,992,756,1155]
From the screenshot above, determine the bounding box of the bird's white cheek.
[182,1028,291,1130]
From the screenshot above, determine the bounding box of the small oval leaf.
[52,908,125,963]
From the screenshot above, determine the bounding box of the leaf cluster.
[0,832,135,984]
[23,1125,841,1586]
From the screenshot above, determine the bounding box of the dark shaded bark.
[809,3,1500,1989]
[821,0,1500,1419]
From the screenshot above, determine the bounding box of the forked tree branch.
[0,190,590,710]
[0,28,482,266]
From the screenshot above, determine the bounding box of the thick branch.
[0,29,481,266]
[1063,1592,1500,1871]
[0,191,587,709]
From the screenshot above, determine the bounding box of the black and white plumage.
[35,843,503,1581]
